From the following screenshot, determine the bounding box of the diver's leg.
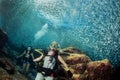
[25,63,30,73]
[45,76,54,80]
[35,73,44,80]
[23,63,26,72]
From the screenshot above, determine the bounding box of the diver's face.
[48,50,55,56]
[27,47,31,51]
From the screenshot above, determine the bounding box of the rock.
[87,59,113,80]
[61,47,82,54]
[59,47,113,80]
[66,54,91,65]
[71,63,87,74]
[0,29,8,48]
[0,49,15,74]
[72,74,80,80]
[0,46,114,80]
[68,59,113,80]
[0,58,15,74]
[0,50,30,80]
[0,68,13,80]
[58,47,92,80]
[70,59,113,80]
[0,67,28,80]
[64,53,90,80]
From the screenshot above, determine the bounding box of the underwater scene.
[0,0,120,80]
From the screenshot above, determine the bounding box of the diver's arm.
[34,49,44,55]
[33,55,44,62]
[31,53,35,59]
[33,49,44,62]
[58,55,69,71]
[17,51,26,58]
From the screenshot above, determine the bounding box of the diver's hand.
[35,49,42,52]
[67,70,73,78]
[33,59,36,62]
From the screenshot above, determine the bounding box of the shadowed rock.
[0,67,28,80]
[0,29,8,48]
[0,57,15,74]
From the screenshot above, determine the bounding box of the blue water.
[0,0,120,66]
